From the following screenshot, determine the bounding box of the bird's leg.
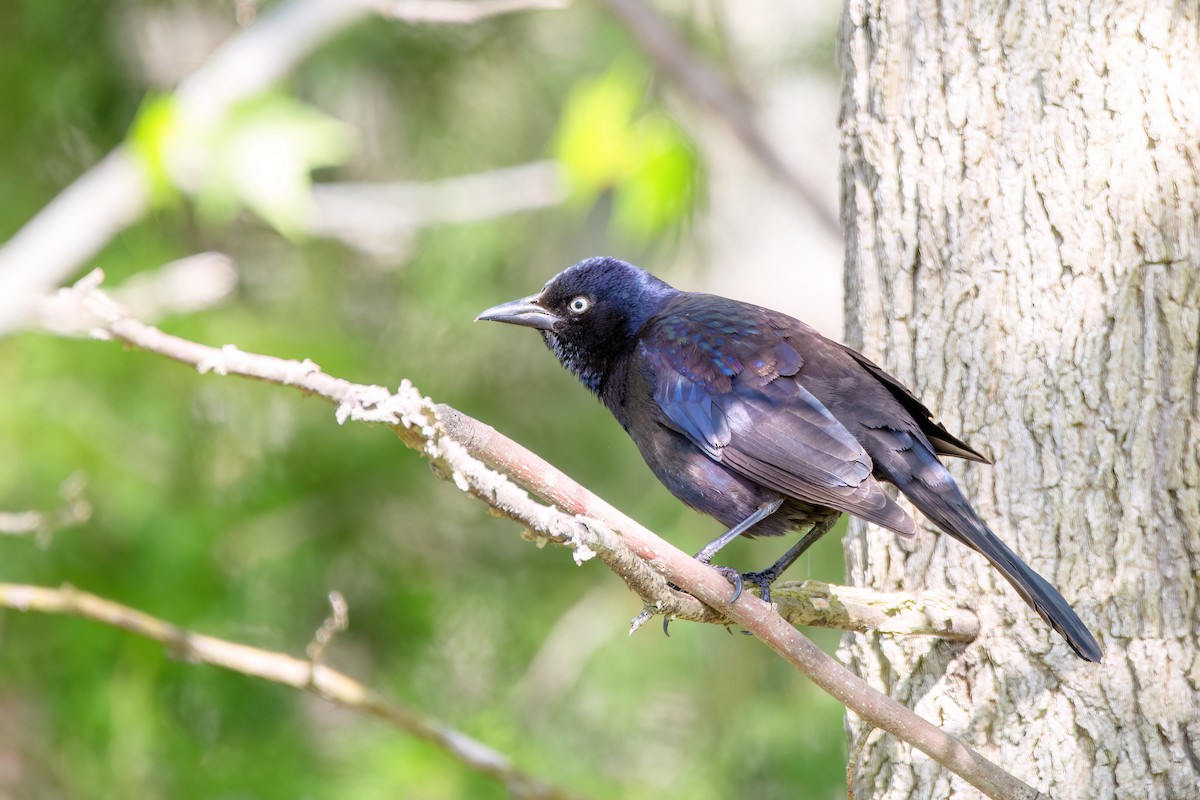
[694,498,785,564]
[662,498,787,634]
[692,498,785,603]
[739,514,841,605]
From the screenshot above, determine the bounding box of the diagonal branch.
[0,582,583,800]
[439,402,978,641]
[45,272,1042,800]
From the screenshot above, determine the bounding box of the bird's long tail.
[884,444,1103,662]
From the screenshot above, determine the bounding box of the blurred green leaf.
[200,94,356,237]
[554,62,698,240]
[553,63,642,190]
[130,91,356,237]
[128,93,184,206]
[613,113,697,239]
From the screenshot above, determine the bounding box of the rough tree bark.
[838,2,1200,799]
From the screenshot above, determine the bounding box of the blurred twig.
[509,587,626,719]
[0,0,566,335]
[0,474,91,544]
[44,272,1044,800]
[38,253,238,333]
[590,0,841,239]
[381,0,569,24]
[307,590,350,668]
[309,161,566,261]
[0,582,584,800]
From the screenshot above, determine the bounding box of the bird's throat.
[541,331,607,395]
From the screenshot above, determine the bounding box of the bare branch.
[307,590,350,667]
[0,473,91,542]
[381,0,569,24]
[589,0,841,239]
[309,161,565,261]
[46,273,1044,800]
[38,253,237,333]
[436,404,984,645]
[0,583,584,800]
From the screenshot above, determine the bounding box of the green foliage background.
[0,2,848,797]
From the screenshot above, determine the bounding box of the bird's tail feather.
[865,432,1104,662]
[903,474,1103,662]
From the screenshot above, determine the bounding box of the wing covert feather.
[640,305,916,536]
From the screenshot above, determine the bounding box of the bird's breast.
[618,368,781,531]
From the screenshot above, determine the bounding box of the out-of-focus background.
[0,1,852,797]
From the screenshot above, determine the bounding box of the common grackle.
[477,257,1102,662]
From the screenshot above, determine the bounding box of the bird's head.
[476,256,678,393]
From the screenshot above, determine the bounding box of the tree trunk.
[837,2,1200,798]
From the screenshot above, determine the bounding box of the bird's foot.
[736,569,780,606]
[660,558,778,636]
[707,564,780,605]
[660,561,744,636]
[690,552,746,604]
[684,555,748,603]
[709,565,746,604]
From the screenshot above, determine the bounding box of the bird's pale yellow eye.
[568,296,591,314]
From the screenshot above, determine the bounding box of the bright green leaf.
[553,61,699,240]
[613,115,698,239]
[554,63,642,193]
[128,93,185,206]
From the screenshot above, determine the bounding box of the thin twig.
[46,273,1044,800]
[38,253,237,332]
[0,473,91,543]
[0,583,583,800]
[309,161,565,261]
[590,0,841,239]
[381,0,568,24]
[307,590,350,668]
[846,723,881,800]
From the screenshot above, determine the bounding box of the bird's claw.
[708,565,777,606]
[694,552,747,605]
[659,561,775,638]
[739,570,778,605]
[710,565,744,604]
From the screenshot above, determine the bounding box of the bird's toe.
[708,564,744,604]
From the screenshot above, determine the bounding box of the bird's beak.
[475,294,560,331]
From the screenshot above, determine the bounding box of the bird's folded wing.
[645,346,916,536]
[838,345,991,464]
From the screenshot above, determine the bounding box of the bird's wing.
[837,345,991,464]
[641,303,916,536]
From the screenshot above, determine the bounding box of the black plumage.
[477,257,1102,662]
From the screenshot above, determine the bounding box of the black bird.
[477,257,1102,662]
